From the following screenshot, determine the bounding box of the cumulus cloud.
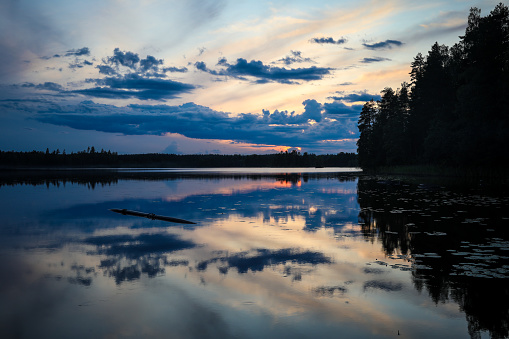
[106,48,140,70]
[362,39,403,49]
[139,55,163,72]
[274,51,314,65]
[195,58,333,84]
[97,48,188,79]
[310,37,347,45]
[96,65,117,75]
[61,49,197,100]
[34,100,359,150]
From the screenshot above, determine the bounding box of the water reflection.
[0,171,507,338]
[195,248,332,275]
[357,177,509,338]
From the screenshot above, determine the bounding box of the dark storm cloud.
[195,58,333,84]
[310,37,347,44]
[362,39,403,49]
[274,51,314,65]
[34,100,360,149]
[329,90,381,102]
[360,57,391,63]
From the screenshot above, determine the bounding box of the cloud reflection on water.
[2,172,505,338]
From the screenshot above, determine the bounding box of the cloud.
[302,99,322,122]
[164,141,180,154]
[68,59,93,69]
[96,65,117,75]
[274,51,314,65]
[163,66,188,73]
[195,58,333,84]
[322,101,363,118]
[310,37,347,45]
[99,48,185,78]
[21,82,63,91]
[360,57,391,63]
[362,39,403,49]
[329,90,381,102]
[41,47,91,60]
[65,47,90,57]
[139,55,164,72]
[411,10,467,42]
[65,49,197,100]
[106,48,140,70]
[72,74,196,100]
[34,100,359,151]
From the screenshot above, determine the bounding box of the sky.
[0,0,501,155]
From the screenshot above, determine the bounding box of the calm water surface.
[0,169,508,338]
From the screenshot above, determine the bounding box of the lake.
[0,168,508,339]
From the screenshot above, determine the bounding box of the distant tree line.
[0,148,358,168]
[357,4,509,169]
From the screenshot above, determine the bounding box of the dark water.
[0,169,507,339]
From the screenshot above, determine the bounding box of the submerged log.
[109,208,196,224]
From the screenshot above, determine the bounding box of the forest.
[357,3,509,170]
[0,147,358,168]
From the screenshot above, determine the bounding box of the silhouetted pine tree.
[357,3,509,169]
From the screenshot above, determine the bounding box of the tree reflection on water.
[357,177,509,338]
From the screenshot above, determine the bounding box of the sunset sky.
[0,0,500,154]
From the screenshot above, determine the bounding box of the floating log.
[109,208,196,224]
